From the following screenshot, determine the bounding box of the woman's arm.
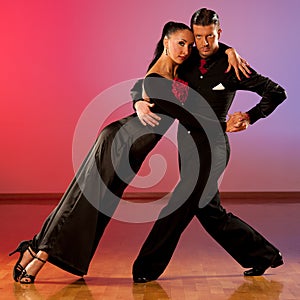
[225,47,251,80]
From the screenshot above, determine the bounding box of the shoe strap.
[28,246,46,263]
[35,256,47,264]
[27,247,37,259]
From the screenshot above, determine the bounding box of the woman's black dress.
[30,75,193,276]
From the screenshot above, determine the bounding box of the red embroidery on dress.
[172,78,189,103]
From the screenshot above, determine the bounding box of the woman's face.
[165,29,194,64]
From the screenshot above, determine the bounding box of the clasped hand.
[226,112,250,132]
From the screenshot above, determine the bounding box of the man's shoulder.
[179,47,199,71]
[187,47,200,63]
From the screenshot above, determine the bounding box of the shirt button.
[200,75,203,79]
[181,103,184,106]
[187,131,191,134]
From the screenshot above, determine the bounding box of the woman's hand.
[135,101,161,127]
[225,48,251,80]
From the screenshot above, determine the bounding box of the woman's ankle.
[20,247,36,268]
[21,255,47,280]
[36,250,48,262]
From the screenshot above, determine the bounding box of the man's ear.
[217,28,222,39]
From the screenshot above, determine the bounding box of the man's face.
[192,24,222,58]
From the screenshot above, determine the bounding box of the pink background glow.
[1,1,299,193]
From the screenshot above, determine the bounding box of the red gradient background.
[1,1,299,193]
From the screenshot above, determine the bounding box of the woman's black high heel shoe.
[19,256,47,284]
[9,240,35,282]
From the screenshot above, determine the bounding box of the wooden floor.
[1,198,300,299]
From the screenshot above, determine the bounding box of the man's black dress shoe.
[133,277,154,283]
[244,252,283,276]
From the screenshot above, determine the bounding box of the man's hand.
[225,48,251,81]
[135,101,161,127]
[226,111,250,132]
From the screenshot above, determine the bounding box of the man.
[131,8,286,283]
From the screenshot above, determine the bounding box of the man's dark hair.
[190,8,220,30]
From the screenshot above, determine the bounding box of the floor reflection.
[227,277,283,300]
[48,278,94,300]
[13,283,43,300]
[132,281,170,300]
[13,278,94,300]
[12,276,284,300]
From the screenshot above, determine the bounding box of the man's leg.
[196,192,283,275]
[132,129,206,282]
[132,195,197,282]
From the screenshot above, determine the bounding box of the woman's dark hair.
[147,21,191,71]
[190,8,220,30]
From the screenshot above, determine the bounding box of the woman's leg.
[9,240,37,282]
[14,115,171,279]
[19,250,49,284]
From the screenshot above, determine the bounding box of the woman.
[10,21,245,284]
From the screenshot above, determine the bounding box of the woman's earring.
[165,48,168,56]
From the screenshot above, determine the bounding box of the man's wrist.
[244,112,251,124]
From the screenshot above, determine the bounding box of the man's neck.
[199,45,220,59]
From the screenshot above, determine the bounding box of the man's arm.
[130,79,144,109]
[226,69,287,132]
[245,77,287,124]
